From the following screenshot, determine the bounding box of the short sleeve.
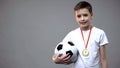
[99,30,109,46]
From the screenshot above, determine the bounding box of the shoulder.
[64,27,80,38]
[92,27,105,34]
[68,27,80,35]
[62,27,80,42]
[93,27,109,45]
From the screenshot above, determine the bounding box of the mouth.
[80,22,87,25]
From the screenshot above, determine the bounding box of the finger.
[58,53,63,57]
[63,53,70,59]
[63,55,72,65]
[52,54,57,60]
[63,54,71,61]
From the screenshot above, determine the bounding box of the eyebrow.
[77,13,88,17]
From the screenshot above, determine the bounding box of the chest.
[71,30,101,51]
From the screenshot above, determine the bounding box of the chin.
[80,25,88,28]
[80,25,90,30]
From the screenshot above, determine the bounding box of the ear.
[91,13,93,20]
[91,15,93,20]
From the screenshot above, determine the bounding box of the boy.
[52,1,108,68]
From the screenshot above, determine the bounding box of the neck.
[81,25,92,31]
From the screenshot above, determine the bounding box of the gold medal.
[80,26,92,57]
[82,49,89,57]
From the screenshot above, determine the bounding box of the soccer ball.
[54,41,78,63]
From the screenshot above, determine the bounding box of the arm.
[52,53,71,65]
[99,45,108,68]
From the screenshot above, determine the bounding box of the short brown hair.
[74,1,92,14]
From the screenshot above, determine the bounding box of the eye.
[77,15,81,18]
[83,14,88,17]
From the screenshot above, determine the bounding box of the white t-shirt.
[62,27,109,68]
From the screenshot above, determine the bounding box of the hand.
[52,53,72,64]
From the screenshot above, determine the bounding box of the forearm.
[101,59,108,68]
[100,45,108,68]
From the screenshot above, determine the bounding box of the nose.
[81,16,85,21]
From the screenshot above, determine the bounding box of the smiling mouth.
[81,22,87,25]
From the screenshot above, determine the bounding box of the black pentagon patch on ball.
[68,41,74,46]
[57,44,63,51]
[66,50,73,57]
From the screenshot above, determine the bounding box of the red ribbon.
[80,26,92,49]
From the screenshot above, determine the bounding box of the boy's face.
[75,8,93,30]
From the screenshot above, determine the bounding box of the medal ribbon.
[80,26,92,49]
